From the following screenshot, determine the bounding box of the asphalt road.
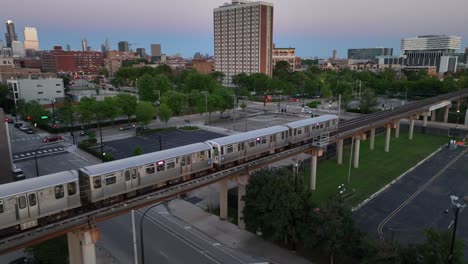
[99,204,261,264]
[354,147,468,256]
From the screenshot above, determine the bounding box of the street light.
[140,203,161,264]
[201,91,208,124]
[51,98,56,126]
[447,195,467,264]
[338,184,346,195]
[154,90,161,105]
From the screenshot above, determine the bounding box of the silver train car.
[78,142,213,204]
[207,126,289,167]
[0,171,80,231]
[284,114,338,145]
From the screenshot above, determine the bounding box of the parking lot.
[354,146,468,256]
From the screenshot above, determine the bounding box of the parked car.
[42,135,64,143]
[119,124,136,131]
[6,118,14,124]
[14,122,23,128]
[19,125,29,131]
[289,98,298,102]
[25,128,35,134]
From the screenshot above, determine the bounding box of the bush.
[307,101,319,108]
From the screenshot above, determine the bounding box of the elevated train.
[0,115,338,234]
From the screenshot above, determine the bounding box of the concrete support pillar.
[385,125,391,153]
[423,114,428,127]
[431,110,436,122]
[369,128,375,150]
[336,139,343,164]
[443,106,450,123]
[237,175,249,230]
[219,180,228,220]
[68,228,99,264]
[409,117,415,140]
[309,149,323,191]
[395,120,400,138]
[353,137,360,169]
[465,109,468,125]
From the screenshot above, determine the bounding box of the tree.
[243,168,314,248]
[161,90,186,115]
[183,71,219,93]
[115,93,137,123]
[137,74,173,102]
[99,67,109,78]
[415,228,464,264]
[212,87,234,117]
[359,88,378,113]
[273,61,292,80]
[75,97,96,127]
[26,236,69,264]
[135,101,156,127]
[17,100,52,126]
[158,103,173,127]
[102,97,121,125]
[210,71,225,84]
[133,146,144,156]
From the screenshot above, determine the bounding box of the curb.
[352,145,445,212]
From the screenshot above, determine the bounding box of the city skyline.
[1,0,468,58]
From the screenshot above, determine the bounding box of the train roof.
[0,171,78,199]
[285,115,338,129]
[207,126,288,146]
[80,142,212,177]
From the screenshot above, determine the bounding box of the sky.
[1,0,468,58]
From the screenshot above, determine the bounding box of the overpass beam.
[68,227,99,264]
[395,120,400,138]
[219,180,228,220]
[309,149,323,191]
[369,128,375,150]
[336,139,343,164]
[409,117,415,140]
[431,110,436,122]
[237,175,249,230]
[443,106,450,123]
[385,124,392,153]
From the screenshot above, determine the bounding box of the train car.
[0,171,80,231]
[79,142,213,204]
[285,114,339,146]
[206,126,289,167]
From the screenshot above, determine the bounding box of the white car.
[19,125,29,131]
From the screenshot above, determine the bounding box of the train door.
[16,195,28,220]
[27,192,38,218]
[130,168,139,188]
[124,170,132,190]
[181,156,191,175]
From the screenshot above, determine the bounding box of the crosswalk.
[13,147,67,161]
[10,136,42,142]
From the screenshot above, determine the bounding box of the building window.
[56,84,61,86]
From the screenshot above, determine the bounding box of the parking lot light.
[447,195,467,264]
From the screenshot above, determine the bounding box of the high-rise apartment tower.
[214,0,274,86]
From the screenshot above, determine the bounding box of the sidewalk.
[168,199,314,264]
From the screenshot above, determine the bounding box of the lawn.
[309,131,449,207]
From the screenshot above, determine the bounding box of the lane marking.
[377,148,468,240]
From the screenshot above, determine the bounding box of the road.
[99,204,261,264]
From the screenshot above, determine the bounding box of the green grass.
[310,132,449,207]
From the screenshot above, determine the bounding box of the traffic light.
[53,124,57,129]
[26,116,31,120]
[4,118,9,122]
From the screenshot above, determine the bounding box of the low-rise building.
[42,46,104,74]
[7,77,65,104]
[272,48,301,71]
[192,59,214,74]
[104,51,140,76]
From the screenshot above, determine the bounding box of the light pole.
[201,91,208,124]
[34,141,68,177]
[447,195,467,264]
[51,98,56,126]
[154,90,160,105]
[98,118,104,162]
[140,203,161,264]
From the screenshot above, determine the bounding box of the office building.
[272,47,301,71]
[118,41,130,52]
[348,48,393,60]
[81,38,88,52]
[11,41,25,57]
[5,20,18,48]
[136,48,146,58]
[214,0,274,86]
[23,27,39,51]
[104,38,110,52]
[7,77,64,104]
[151,44,161,56]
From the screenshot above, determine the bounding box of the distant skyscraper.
[66,44,71,51]
[118,41,129,52]
[151,44,161,56]
[82,38,88,52]
[105,38,110,52]
[11,41,25,57]
[332,49,337,59]
[136,48,146,58]
[23,27,39,51]
[5,20,18,48]
[214,0,274,86]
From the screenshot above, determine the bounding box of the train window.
[186,156,191,165]
[28,194,37,207]
[298,129,302,135]
[54,185,65,199]
[68,182,77,195]
[289,129,292,137]
[125,170,131,181]
[166,161,175,170]
[181,158,185,166]
[94,177,102,189]
[106,175,116,185]
[293,129,297,136]
[199,151,206,159]
[249,140,255,147]
[237,144,241,151]
[156,162,165,172]
[241,143,245,150]
[213,148,219,156]
[147,164,156,174]
[281,132,285,140]
[131,169,137,179]
[221,147,224,155]
[262,137,266,144]
[227,145,233,153]
[0,201,3,213]
[18,196,27,209]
